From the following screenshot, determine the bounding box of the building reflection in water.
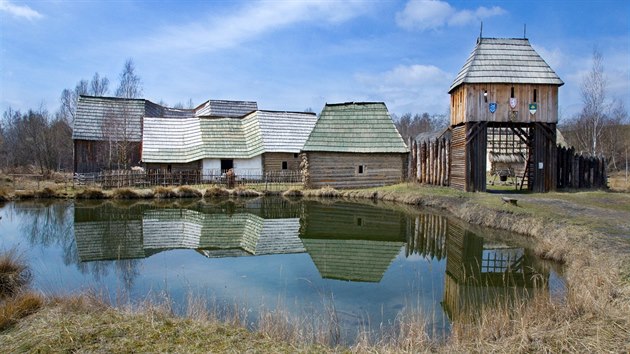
[72,197,551,315]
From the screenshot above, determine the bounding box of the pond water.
[0,197,564,344]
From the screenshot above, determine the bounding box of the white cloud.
[0,0,43,20]
[355,64,452,114]
[396,0,505,31]
[132,1,369,54]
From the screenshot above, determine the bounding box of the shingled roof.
[449,38,564,93]
[73,96,154,141]
[255,110,318,153]
[302,102,408,153]
[194,99,258,118]
[142,111,317,163]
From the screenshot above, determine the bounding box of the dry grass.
[0,293,297,353]
[0,249,43,332]
[303,186,340,198]
[0,188,9,202]
[75,187,105,199]
[175,186,203,198]
[608,172,630,192]
[0,292,44,331]
[0,251,31,299]
[231,187,262,197]
[152,186,178,198]
[204,186,230,198]
[111,188,143,199]
[282,188,303,197]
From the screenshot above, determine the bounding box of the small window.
[533,89,537,103]
[293,153,299,158]
[356,217,363,226]
[281,161,288,170]
[358,165,365,174]
[483,90,488,103]
[167,164,172,173]
[511,87,515,98]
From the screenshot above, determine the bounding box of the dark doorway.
[221,159,234,171]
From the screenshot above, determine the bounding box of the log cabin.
[301,102,409,189]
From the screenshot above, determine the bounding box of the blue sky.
[1,0,628,120]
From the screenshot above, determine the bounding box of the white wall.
[234,155,262,177]
[201,155,263,181]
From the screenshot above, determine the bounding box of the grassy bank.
[1,183,629,352]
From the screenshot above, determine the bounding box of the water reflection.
[2,197,557,340]
[443,224,549,321]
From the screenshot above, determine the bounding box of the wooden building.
[448,38,564,192]
[141,110,317,179]
[301,102,409,189]
[73,96,161,173]
[73,96,257,174]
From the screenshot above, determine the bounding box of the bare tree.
[59,74,109,125]
[101,102,139,170]
[90,72,110,96]
[59,80,88,125]
[115,59,143,99]
[563,49,629,173]
[574,49,608,155]
[1,107,65,175]
[394,112,446,140]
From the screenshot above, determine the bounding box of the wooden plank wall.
[303,152,406,189]
[263,152,301,172]
[450,125,466,190]
[530,123,557,192]
[557,146,607,189]
[74,140,142,173]
[451,84,558,126]
[407,137,450,186]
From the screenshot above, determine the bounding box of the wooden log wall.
[304,152,406,189]
[556,146,607,189]
[406,137,450,187]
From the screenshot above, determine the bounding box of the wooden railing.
[74,169,303,191]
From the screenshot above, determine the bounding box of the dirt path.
[498,192,630,241]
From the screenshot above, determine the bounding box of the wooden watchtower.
[448,37,564,192]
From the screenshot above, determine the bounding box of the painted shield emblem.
[489,102,497,113]
[529,103,538,115]
[509,97,518,109]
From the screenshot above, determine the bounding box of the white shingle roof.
[142,111,317,163]
[194,100,258,118]
[449,38,564,93]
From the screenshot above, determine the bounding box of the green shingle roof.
[302,102,408,153]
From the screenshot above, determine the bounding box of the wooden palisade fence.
[407,137,450,186]
[557,146,607,189]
